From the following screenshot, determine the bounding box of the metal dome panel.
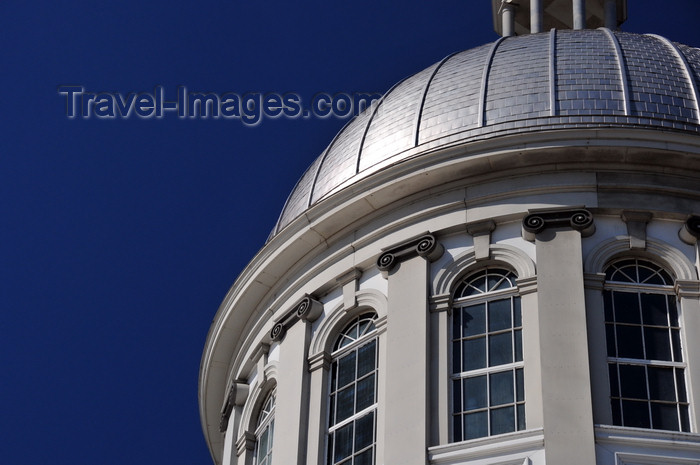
[272,30,700,237]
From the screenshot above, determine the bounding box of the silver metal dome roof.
[272,29,700,236]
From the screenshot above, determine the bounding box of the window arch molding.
[309,288,388,358]
[432,244,536,298]
[584,236,697,280]
[236,370,278,453]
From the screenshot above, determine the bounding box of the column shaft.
[274,322,311,465]
[535,228,596,465]
[383,256,429,465]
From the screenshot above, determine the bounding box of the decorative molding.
[220,382,249,432]
[432,244,536,296]
[516,276,538,296]
[377,232,444,276]
[675,280,700,298]
[235,431,255,456]
[584,272,606,290]
[336,268,362,311]
[428,427,543,464]
[466,219,496,261]
[270,294,323,342]
[430,293,452,313]
[522,207,594,241]
[679,215,700,245]
[308,288,388,356]
[615,453,700,465]
[308,351,331,372]
[622,210,653,249]
[249,342,270,363]
[584,236,697,281]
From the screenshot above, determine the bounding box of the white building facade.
[200,2,700,464]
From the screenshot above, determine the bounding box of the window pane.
[622,399,650,428]
[647,366,676,402]
[487,273,504,292]
[356,374,375,411]
[614,292,641,324]
[331,362,338,392]
[672,329,682,362]
[513,297,522,327]
[644,327,672,361]
[259,428,269,456]
[514,329,522,362]
[490,371,514,406]
[616,325,644,359]
[608,364,619,397]
[651,402,679,431]
[357,341,376,378]
[452,379,462,413]
[490,406,515,435]
[488,332,512,367]
[464,411,488,440]
[464,375,487,411]
[336,386,355,423]
[337,352,356,388]
[354,448,373,465]
[680,404,690,432]
[452,308,461,338]
[637,264,655,284]
[453,415,462,441]
[333,423,353,462]
[354,411,375,450]
[452,341,461,373]
[611,399,622,425]
[517,403,526,430]
[605,324,616,356]
[676,369,687,402]
[619,364,647,399]
[463,304,486,337]
[640,293,668,326]
[516,368,524,402]
[488,299,511,332]
[463,337,486,371]
[604,290,613,321]
[668,296,679,327]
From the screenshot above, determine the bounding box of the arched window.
[451,268,524,441]
[254,390,276,465]
[604,258,689,431]
[327,313,378,465]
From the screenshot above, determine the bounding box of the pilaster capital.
[679,215,700,245]
[522,207,594,241]
[377,232,444,277]
[270,294,323,342]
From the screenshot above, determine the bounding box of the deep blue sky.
[2,1,699,464]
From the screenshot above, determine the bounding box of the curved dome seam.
[354,75,411,175]
[412,51,461,147]
[600,27,631,116]
[478,36,507,127]
[549,29,557,116]
[646,34,700,125]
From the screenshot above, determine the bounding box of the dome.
[272,29,700,236]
